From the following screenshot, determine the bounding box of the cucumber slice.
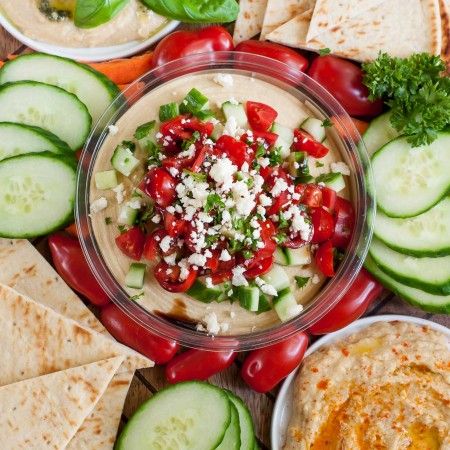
[374,198,450,257]
[275,246,288,265]
[118,205,139,226]
[159,102,179,122]
[362,111,399,156]
[0,81,91,150]
[275,246,311,266]
[225,391,256,450]
[0,53,121,126]
[300,117,326,142]
[369,238,450,295]
[116,381,231,450]
[365,256,450,314]
[216,402,241,450]
[125,263,146,289]
[316,172,345,192]
[371,133,450,218]
[257,293,272,313]
[261,264,290,292]
[181,88,209,114]
[187,279,223,303]
[222,102,248,129]
[111,144,140,176]
[273,288,303,322]
[95,170,118,190]
[0,122,71,161]
[0,152,76,238]
[234,286,260,312]
[271,122,294,158]
[134,120,158,152]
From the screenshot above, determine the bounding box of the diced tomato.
[115,226,145,261]
[160,115,213,141]
[246,101,278,131]
[264,167,289,187]
[211,270,233,284]
[190,144,210,172]
[311,208,335,244]
[217,253,237,272]
[215,135,254,168]
[205,250,220,273]
[142,228,165,261]
[154,262,197,293]
[266,192,289,216]
[164,212,187,237]
[301,184,322,208]
[258,220,277,257]
[161,154,196,171]
[321,186,337,211]
[241,130,278,147]
[282,236,306,249]
[293,129,329,158]
[315,240,335,277]
[141,167,177,208]
[184,221,199,254]
[332,197,355,249]
[244,256,273,278]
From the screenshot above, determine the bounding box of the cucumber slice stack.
[0,52,121,238]
[364,120,450,313]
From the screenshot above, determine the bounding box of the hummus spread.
[0,0,168,47]
[285,321,450,450]
[89,71,351,335]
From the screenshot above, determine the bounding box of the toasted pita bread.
[233,0,268,43]
[440,0,450,72]
[260,0,315,40]
[0,356,123,450]
[267,0,442,61]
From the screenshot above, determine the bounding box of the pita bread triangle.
[439,0,450,72]
[0,356,123,450]
[233,0,268,43]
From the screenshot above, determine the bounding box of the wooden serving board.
[1,30,449,449]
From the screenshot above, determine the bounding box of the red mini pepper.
[48,232,110,307]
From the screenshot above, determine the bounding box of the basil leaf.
[75,0,129,28]
[142,0,239,23]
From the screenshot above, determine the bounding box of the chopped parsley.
[315,161,325,168]
[183,169,207,182]
[268,146,283,166]
[274,232,287,244]
[295,276,310,288]
[104,217,112,225]
[182,131,201,150]
[205,193,225,213]
[321,118,333,128]
[134,121,156,140]
[318,48,331,56]
[122,140,136,153]
[118,225,127,234]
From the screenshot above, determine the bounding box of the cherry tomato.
[309,269,384,334]
[308,55,383,118]
[160,115,213,141]
[311,208,335,243]
[141,167,177,208]
[315,240,335,277]
[282,237,306,249]
[190,144,210,172]
[215,135,254,168]
[152,26,234,67]
[244,256,274,278]
[235,40,309,73]
[301,184,322,208]
[142,228,165,262]
[115,226,145,261]
[241,130,278,147]
[264,168,291,216]
[211,270,233,284]
[162,153,196,171]
[100,303,179,364]
[258,220,277,256]
[241,332,309,393]
[154,261,197,293]
[293,129,329,158]
[321,186,337,211]
[164,212,187,238]
[205,250,220,273]
[246,101,278,131]
[332,197,355,249]
[165,349,236,383]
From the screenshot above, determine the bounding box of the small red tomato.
[301,184,323,208]
[332,197,355,249]
[211,270,233,284]
[320,186,337,211]
[311,208,335,243]
[115,226,146,261]
[315,240,335,277]
[215,134,254,168]
[142,228,165,262]
[241,130,278,147]
[241,332,309,393]
[154,261,197,293]
[165,349,236,383]
[164,212,187,238]
[244,256,274,279]
[293,129,329,158]
[141,167,177,207]
[246,101,278,131]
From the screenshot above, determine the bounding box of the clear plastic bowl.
[77,52,374,351]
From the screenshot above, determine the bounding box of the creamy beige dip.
[89,71,351,335]
[0,0,168,47]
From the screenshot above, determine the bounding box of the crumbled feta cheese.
[209,157,237,191]
[178,143,196,159]
[232,265,248,287]
[127,199,141,209]
[271,178,289,197]
[255,277,278,297]
[331,161,350,176]
[232,180,256,216]
[90,197,107,214]
[259,194,272,207]
[178,259,191,281]
[205,277,214,288]
[213,73,234,88]
[159,236,173,254]
[166,205,176,214]
[112,183,125,204]
[168,167,179,177]
[164,253,177,265]
[286,303,304,320]
[223,116,238,138]
[228,289,234,297]
[198,312,221,335]
[155,132,163,139]
[188,253,207,267]
[151,214,161,224]
[312,274,320,284]
[291,211,312,241]
[108,124,119,135]
[229,311,236,319]
[258,157,270,168]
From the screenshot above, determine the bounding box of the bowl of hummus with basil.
[78,53,373,347]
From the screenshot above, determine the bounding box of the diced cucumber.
[187,279,223,303]
[111,144,140,176]
[362,111,399,156]
[0,152,76,238]
[365,256,450,314]
[257,293,272,313]
[225,391,256,450]
[95,170,118,190]
[216,281,232,302]
[125,263,146,289]
[159,102,179,122]
[134,120,158,152]
[286,151,308,177]
[261,264,290,292]
[371,133,450,218]
[271,122,294,158]
[118,205,139,226]
[275,246,311,266]
[0,81,91,150]
[195,109,216,121]
[211,122,225,141]
[275,246,288,265]
[0,53,121,127]
[369,238,450,295]
[216,402,241,450]
[0,122,72,161]
[181,88,209,114]
[315,172,345,192]
[300,117,326,142]
[222,102,248,129]
[116,381,232,450]
[273,288,303,322]
[234,286,260,312]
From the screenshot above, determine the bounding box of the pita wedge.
[0,356,123,450]
[260,0,315,39]
[440,0,450,72]
[267,0,442,61]
[233,0,268,43]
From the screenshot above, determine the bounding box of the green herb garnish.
[295,276,310,288]
[134,120,156,140]
[315,161,325,168]
[104,217,112,225]
[318,48,331,56]
[183,169,207,182]
[321,118,333,128]
[118,225,127,234]
[268,146,283,166]
[159,102,179,122]
[205,193,225,213]
[74,0,128,28]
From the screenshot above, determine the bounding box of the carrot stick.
[331,116,369,142]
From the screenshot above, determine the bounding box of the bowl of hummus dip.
[272,315,450,450]
[77,52,374,350]
[0,0,178,61]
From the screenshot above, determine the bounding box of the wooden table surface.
[1,29,449,450]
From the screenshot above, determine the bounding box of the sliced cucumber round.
[0,81,91,150]
[362,111,399,156]
[369,238,450,295]
[116,381,231,450]
[226,391,256,450]
[374,198,450,257]
[371,133,450,218]
[216,402,241,450]
[0,152,76,238]
[0,121,72,161]
[365,256,450,314]
[0,53,120,126]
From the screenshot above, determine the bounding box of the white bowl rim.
[270,314,450,450]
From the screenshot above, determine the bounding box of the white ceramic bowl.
[0,12,179,62]
[270,314,450,450]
